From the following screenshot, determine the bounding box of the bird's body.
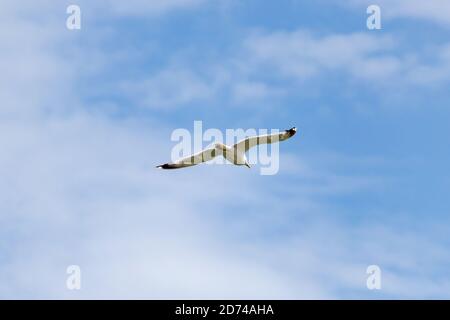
[157,127,297,170]
[215,142,250,168]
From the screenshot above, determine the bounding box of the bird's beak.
[245,163,251,168]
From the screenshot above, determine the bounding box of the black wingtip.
[286,127,297,136]
[156,163,182,169]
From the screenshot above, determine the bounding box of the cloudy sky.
[1,0,449,299]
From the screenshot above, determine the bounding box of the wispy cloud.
[242,31,399,81]
[118,27,450,111]
[1,0,450,299]
[120,67,215,109]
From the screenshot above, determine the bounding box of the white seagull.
[156,127,297,170]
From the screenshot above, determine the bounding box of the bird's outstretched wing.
[233,127,297,153]
[156,147,219,169]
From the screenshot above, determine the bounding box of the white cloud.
[232,81,285,103]
[1,0,450,299]
[240,28,450,92]
[0,3,74,118]
[244,31,396,78]
[242,30,405,82]
[121,28,450,110]
[121,67,215,109]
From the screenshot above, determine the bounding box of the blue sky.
[0,0,449,298]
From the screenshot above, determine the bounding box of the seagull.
[156,127,297,170]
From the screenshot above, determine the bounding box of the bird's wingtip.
[156,163,175,169]
[286,126,297,136]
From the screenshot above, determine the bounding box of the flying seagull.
[156,127,297,170]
